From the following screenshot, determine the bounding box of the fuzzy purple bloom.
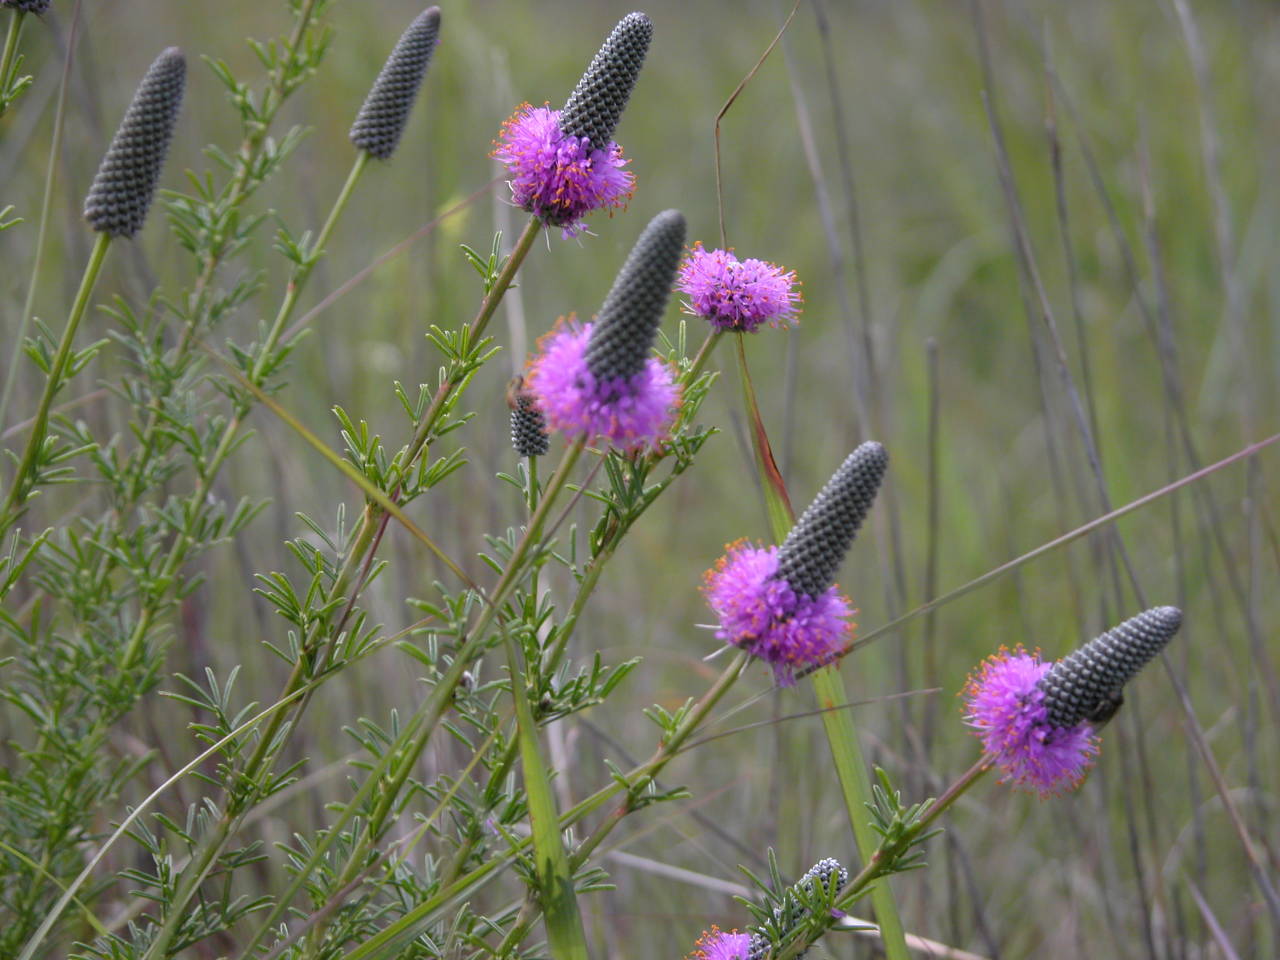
[964,646,1099,796]
[492,104,633,238]
[686,927,752,960]
[702,540,853,686]
[677,243,801,332]
[526,318,677,451]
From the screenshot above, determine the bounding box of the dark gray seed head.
[2,0,52,14]
[584,209,684,383]
[1039,606,1183,729]
[752,858,849,959]
[349,7,441,159]
[798,857,849,892]
[559,11,652,152]
[775,442,888,599]
[83,47,185,238]
[509,382,550,457]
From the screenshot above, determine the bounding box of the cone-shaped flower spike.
[2,1,52,13]
[508,377,550,457]
[776,443,888,599]
[702,443,887,685]
[349,6,441,159]
[526,209,683,450]
[493,12,652,236]
[558,11,651,151]
[1040,605,1183,728]
[83,47,186,237]
[964,606,1183,795]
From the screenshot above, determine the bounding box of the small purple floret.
[677,243,801,332]
[702,540,853,686]
[687,927,752,960]
[493,104,633,238]
[527,319,678,451]
[964,647,1099,796]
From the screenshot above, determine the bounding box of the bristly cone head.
[349,6,441,159]
[83,47,185,238]
[509,378,550,457]
[1039,606,1183,728]
[2,0,52,14]
[559,11,652,152]
[775,442,888,599]
[799,857,849,892]
[584,208,685,383]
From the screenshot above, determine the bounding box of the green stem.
[2,232,111,527]
[569,650,750,869]
[687,329,723,384]
[811,666,911,960]
[733,332,911,960]
[505,630,590,960]
[116,152,370,672]
[527,453,541,619]
[378,215,541,495]
[774,757,990,960]
[253,151,368,382]
[341,651,752,960]
[0,10,26,115]
[282,440,585,960]
[0,3,70,432]
[135,154,372,960]
[914,755,990,834]
[733,332,793,535]
[112,0,319,512]
[174,215,545,960]
[477,215,540,339]
[364,439,584,838]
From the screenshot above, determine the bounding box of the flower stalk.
[1,232,111,527]
[731,337,911,960]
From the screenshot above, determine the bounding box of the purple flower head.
[526,210,685,450]
[677,243,802,332]
[526,318,677,450]
[686,927,752,960]
[492,104,633,238]
[702,540,853,686]
[492,12,651,237]
[963,646,1099,797]
[702,445,885,685]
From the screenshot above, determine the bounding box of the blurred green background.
[2,0,1278,956]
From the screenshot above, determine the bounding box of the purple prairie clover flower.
[492,12,651,237]
[702,443,887,685]
[492,104,633,238]
[526,210,684,450]
[686,927,752,960]
[963,646,1098,796]
[526,318,677,450]
[964,607,1183,797]
[677,243,802,332]
[702,540,854,686]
